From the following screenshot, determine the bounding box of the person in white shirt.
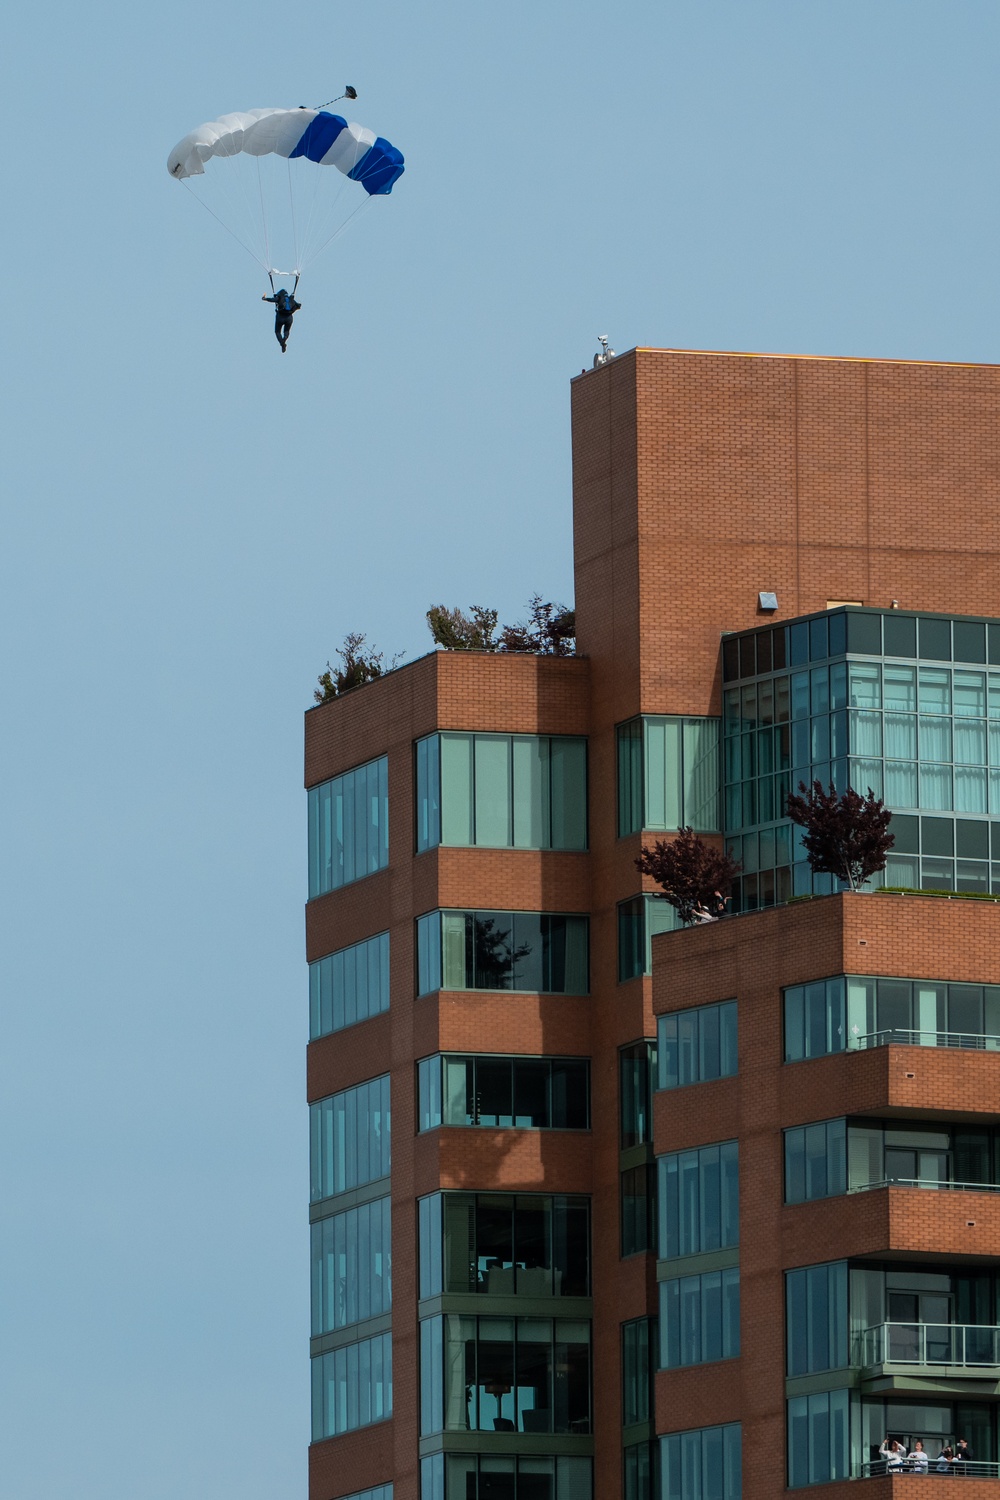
[909,1440,929,1473]
[879,1438,907,1471]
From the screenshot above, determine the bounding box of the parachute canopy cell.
[167,108,404,196]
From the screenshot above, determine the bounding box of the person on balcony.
[908,1441,929,1473]
[955,1438,974,1474]
[879,1438,907,1471]
[936,1445,954,1473]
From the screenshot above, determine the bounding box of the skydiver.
[262,287,301,353]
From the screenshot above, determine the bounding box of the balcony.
[860,1321,1000,1380]
[859,1456,1000,1478]
[852,1027,1000,1052]
[851,1177,1000,1197]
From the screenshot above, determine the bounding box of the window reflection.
[421,1315,592,1436]
[419,1192,590,1299]
[417,911,589,996]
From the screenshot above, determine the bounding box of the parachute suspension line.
[286,159,299,279]
[257,157,272,279]
[304,195,374,271]
[178,179,268,271]
[295,131,371,274]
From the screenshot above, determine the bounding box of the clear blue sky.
[2,3,999,1495]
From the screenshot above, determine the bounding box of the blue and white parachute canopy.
[167,107,404,195]
[167,106,404,283]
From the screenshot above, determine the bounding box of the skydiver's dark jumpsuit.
[262,290,301,351]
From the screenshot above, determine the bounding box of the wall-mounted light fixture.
[758,592,778,612]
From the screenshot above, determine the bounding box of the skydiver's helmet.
[276,288,289,306]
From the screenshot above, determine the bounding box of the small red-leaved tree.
[635,827,742,926]
[786,781,894,891]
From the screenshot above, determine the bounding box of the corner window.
[419,1314,591,1435]
[415,732,587,852]
[658,1001,737,1090]
[308,755,388,898]
[660,1269,740,1369]
[622,1317,656,1425]
[784,1119,846,1204]
[311,1197,392,1335]
[310,1075,391,1202]
[787,1390,849,1488]
[309,932,389,1039]
[785,1261,847,1376]
[657,1142,739,1260]
[618,895,679,982]
[620,1041,657,1147]
[311,1331,392,1439]
[418,1055,590,1131]
[660,1423,741,1500]
[418,1191,590,1299]
[621,1165,656,1258]
[416,910,588,996]
[617,716,721,835]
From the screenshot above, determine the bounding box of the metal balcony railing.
[859,1456,1000,1477]
[850,1176,1000,1195]
[861,1321,1000,1370]
[851,1027,1000,1051]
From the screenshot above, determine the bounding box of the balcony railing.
[851,1027,1000,1051]
[859,1456,1000,1478]
[850,1176,1000,1195]
[861,1321,1000,1370]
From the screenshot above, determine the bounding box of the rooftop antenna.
[593,334,616,369]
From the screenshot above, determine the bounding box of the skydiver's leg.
[274,314,284,347]
[279,315,293,351]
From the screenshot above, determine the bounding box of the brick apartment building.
[304,347,1000,1500]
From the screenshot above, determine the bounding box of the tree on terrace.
[635,827,741,926]
[785,780,894,891]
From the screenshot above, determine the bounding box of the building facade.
[305,347,1000,1500]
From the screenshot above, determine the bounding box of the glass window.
[621,1164,656,1258]
[783,977,846,1062]
[847,612,882,655]
[658,1001,737,1088]
[661,1423,741,1500]
[620,1041,657,1147]
[416,734,441,852]
[420,1315,592,1435]
[657,1142,739,1260]
[338,1488,393,1500]
[311,1331,392,1439]
[310,932,389,1039]
[784,1119,847,1204]
[420,733,587,851]
[310,1075,391,1202]
[785,1262,847,1375]
[624,1444,657,1500]
[308,755,389,898]
[617,716,721,834]
[432,1455,593,1500]
[417,1056,590,1132]
[623,1317,656,1424]
[312,1196,392,1335]
[618,895,680,981]
[660,1268,740,1368]
[787,1389,849,1488]
[420,1191,590,1298]
[417,910,589,996]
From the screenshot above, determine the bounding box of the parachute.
[167,103,404,288]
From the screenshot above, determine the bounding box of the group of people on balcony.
[879,1436,975,1474]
